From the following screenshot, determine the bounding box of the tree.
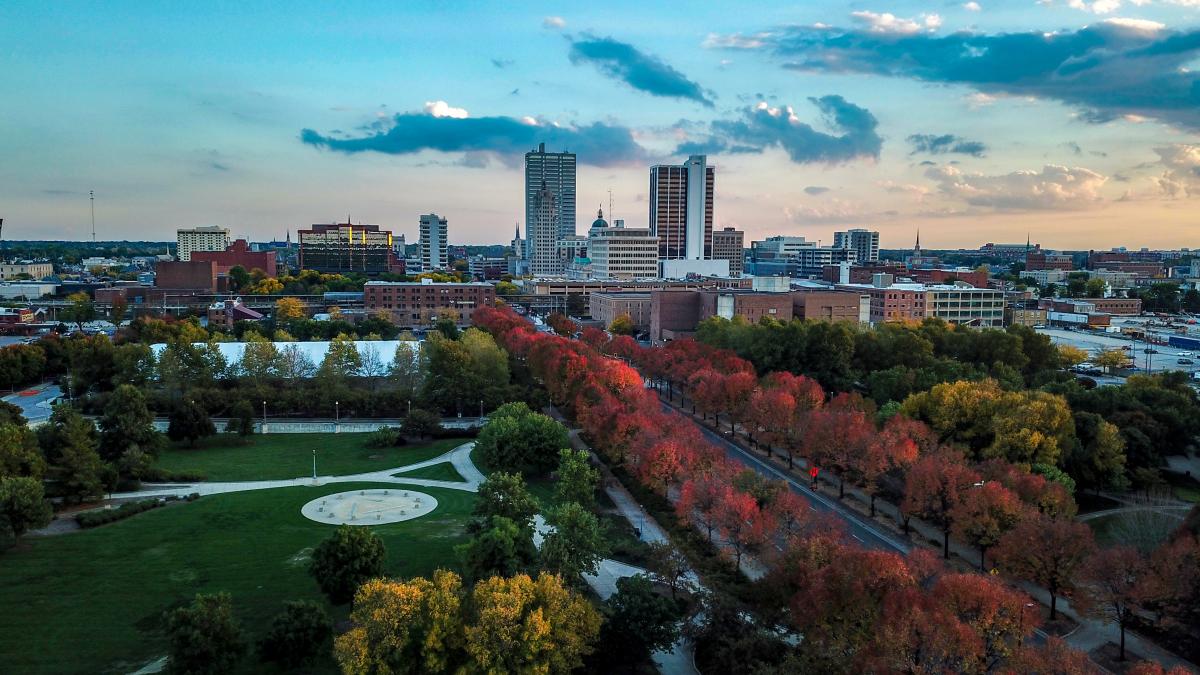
[257,600,331,669]
[554,448,598,509]
[1077,545,1147,661]
[1143,534,1200,643]
[309,525,387,604]
[474,410,569,475]
[472,472,540,532]
[463,572,601,674]
[1095,348,1130,374]
[236,332,280,384]
[993,516,1096,619]
[716,488,772,569]
[540,502,609,581]
[0,476,52,543]
[61,292,96,331]
[0,422,44,479]
[1004,637,1094,675]
[804,409,872,498]
[1127,663,1195,675]
[600,574,684,666]
[317,333,362,386]
[402,409,442,439]
[1057,345,1089,369]
[274,297,306,320]
[902,453,981,557]
[459,515,537,582]
[224,400,255,438]
[38,406,105,503]
[109,294,128,325]
[856,415,922,516]
[951,481,1027,571]
[98,384,162,463]
[677,476,727,543]
[334,571,464,675]
[1067,411,1128,491]
[164,592,246,675]
[645,541,693,600]
[168,400,215,448]
[931,573,1039,671]
[390,340,424,401]
[609,313,635,336]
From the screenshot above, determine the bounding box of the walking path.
[111,442,482,500]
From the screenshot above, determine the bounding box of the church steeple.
[914,229,921,254]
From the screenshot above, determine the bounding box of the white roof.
[149,340,421,371]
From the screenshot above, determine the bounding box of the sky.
[2,1,1199,250]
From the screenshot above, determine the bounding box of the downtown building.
[650,155,727,278]
[362,279,496,328]
[297,223,404,276]
[419,213,449,271]
[586,209,659,280]
[525,142,576,257]
[833,229,880,264]
[528,182,564,276]
[176,226,230,261]
[712,227,745,276]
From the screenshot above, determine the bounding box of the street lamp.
[335,400,340,424]
[262,401,266,433]
[407,399,412,416]
[312,446,317,482]
[479,399,483,419]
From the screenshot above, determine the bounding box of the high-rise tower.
[649,155,714,261]
[524,142,576,258]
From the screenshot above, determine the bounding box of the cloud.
[908,133,987,157]
[963,2,982,10]
[850,11,942,35]
[804,185,830,195]
[491,58,514,69]
[1062,141,1084,155]
[679,96,882,165]
[924,164,1108,209]
[301,106,646,167]
[711,18,1200,130]
[1064,0,1123,13]
[1152,144,1200,197]
[543,16,566,30]
[568,35,713,106]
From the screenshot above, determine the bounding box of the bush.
[258,600,332,668]
[76,498,163,528]
[140,467,208,483]
[309,525,386,604]
[165,592,246,675]
[402,409,442,439]
[365,426,402,449]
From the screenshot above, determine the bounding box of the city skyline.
[3,2,1200,249]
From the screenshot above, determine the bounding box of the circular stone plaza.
[301,489,438,525]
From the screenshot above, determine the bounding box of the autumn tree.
[993,516,1096,619]
[609,313,635,336]
[1142,534,1200,644]
[274,296,306,321]
[804,408,872,499]
[856,414,922,516]
[902,453,981,557]
[677,475,727,543]
[716,488,772,569]
[951,481,1027,571]
[932,573,1040,671]
[463,572,601,674]
[1094,348,1130,374]
[1077,545,1148,661]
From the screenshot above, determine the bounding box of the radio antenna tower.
[608,189,614,223]
[89,190,96,243]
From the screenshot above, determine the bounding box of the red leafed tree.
[857,415,923,516]
[804,409,872,499]
[1002,637,1094,675]
[768,489,811,543]
[902,453,981,558]
[579,326,609,350]
[1126,662,1195,675]
[932,573,1040,671]
[687,368,723,422]
[1143,533,1200,638]
[869,586,982,674]
[720,370,757,433]
[716,489,773,569]
[981,460,1078,520]
[545,312,577,336]
[634,437,692,496]
[677,476,727,543]
[951,481,1028,571]
[747,387,794,461]
[1077,545,1148,662]
[604,334,644,363]
[993,515,1096,620]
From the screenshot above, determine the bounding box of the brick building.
[362,280,495,328]
[207,299,265,330]
[191,239,277,277]
[711,227,745,276]
[590,292,653,332]
[1026,251,1074,272]
[792,289,869,322]
[155,260,221,291]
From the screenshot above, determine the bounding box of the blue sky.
[2,1,1199,249]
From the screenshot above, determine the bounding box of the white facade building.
[528,184,563,276]
[176,226,230,261]
[419,213,448,271]
[833,229,880,263]
[586,209,658,280]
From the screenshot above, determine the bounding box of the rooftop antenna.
[89,190,96,243]
[608,189,613,223]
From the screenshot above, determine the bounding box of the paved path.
[112,442,482,500]
[2,382,61,426]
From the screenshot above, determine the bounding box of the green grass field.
[393,461,466,482]
[0,481,475,675]
[154,434,467,481]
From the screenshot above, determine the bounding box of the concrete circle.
[301,489,438,525]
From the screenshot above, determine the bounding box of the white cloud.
[542,16,566,29]
[925,164,1108,209]
[1067,0,1123,13]
[423,101,469,119]
[702,31,774,49]
[1100,17,1166,32]
[849,11,942,35]
[963,1,982,10]
[1152,144,1200,197]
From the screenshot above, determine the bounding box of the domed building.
[588,207,609,236]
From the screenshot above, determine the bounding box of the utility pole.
[89,191,96,243]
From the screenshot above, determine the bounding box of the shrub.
[76,498,163,528]
[309,525,386,604]
[258,600,332,668]
[140,468,208,483]
[365,426,401,449]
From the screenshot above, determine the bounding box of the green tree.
[224,400,256,438]
[472,472,540,532]
[0,423,44,479]
[168,401,215,448]
[600,574,684,666]
[458,515,537,582]
[609,313,635,336]
[61,292,96,331]
[112,342,154,388]
[420,329,509,415]
[0,476,52,544]
[1066,412,1128,491]
[390,340,424,401]
[1085,278,1107,298]
[402,409,442,439]
[164,592,246,675]
[554,448,599,509]
[38,406,105,503]
[540,502,608,580]
[236,332,280,384]
[98,384,162,464]
[309,525,387,604]
[475,410,570,475]
[495,280,519,296]
[257,600,332,669]
[227,265,250,292]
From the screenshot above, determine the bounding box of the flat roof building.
[177,226,230,262]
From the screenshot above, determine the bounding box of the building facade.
[362,280,496,327]
[191,239,277,277]
[588,217,660,281]
[298,223,403,275]
[590,292,653,331]
[525,143,576,247]
[1026,251,1074,272]
[528,184,563,276]
[650,155,713,260]
[833,229,880,263]
[419,214,449,271]
[712,227,745,276]
[176,226,230,262]
[155,260,220,291]
[0,262,53,280]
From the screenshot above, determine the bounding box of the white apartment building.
[587,211,659,280]
[833,228,880,263]
[176,226,230,261]
[419,213,448,271]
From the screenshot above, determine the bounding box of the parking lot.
[1036,326,1200,377]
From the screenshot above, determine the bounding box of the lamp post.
[262,401,266,434]
[313,446,317,482]
[479,399,483,419]
[335,400,340,424]
[407,399,412,416]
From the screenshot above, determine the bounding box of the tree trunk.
[979,546,987,572]
[870,494,876,517]
[901,515,910,535]
[838,477,845,499]
[1050,592,1057,621]
[1119,622,1126,661]
[943,530,950,559]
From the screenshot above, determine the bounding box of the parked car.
[1178,358,1194,365]
[1144,348,1159,354]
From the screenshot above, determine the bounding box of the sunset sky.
[2,1,1199,249]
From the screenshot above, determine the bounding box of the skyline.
[2,1,1199,249]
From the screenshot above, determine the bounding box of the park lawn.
[393,462,466,482]
[153,434,467,481]
[0,481,475,675]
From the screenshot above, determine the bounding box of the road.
[2,382,62,426]
[660,399,910,554]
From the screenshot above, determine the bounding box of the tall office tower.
[712,227,745,276]
[833,228,880,263]
[419,213,449,271]
[176,225,230,261]
[524,142,576,257]
[650,155,713,260]
[528,183,563,276]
